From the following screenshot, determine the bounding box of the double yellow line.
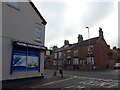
[24,75,77,88]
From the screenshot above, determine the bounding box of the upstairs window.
[8,0,19,9]
[88,46,93,54]
[35,26,43,42]
[67,50,71,58]
[58,52,62,59]
[54,53,57,59]
[74,49,78,56]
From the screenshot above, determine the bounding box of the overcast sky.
[32,0,118,49]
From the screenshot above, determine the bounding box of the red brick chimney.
[99,27,104,38]
[64,40,69,45]
[52,46,58,51]
[78,34,83,43]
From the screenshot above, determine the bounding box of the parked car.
[114,63,120,69]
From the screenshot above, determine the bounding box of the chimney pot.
[64,40,69,45]
[78,34,83,43]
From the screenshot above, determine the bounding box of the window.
[67,50,71,58]
[58,60,62,66]
[35,26,42,42]
[87,57,94,65]
[80,58,86,65]
[8,0,19,9]
[58,52,62,59]
[53,60,57,66]
[74,49,78,56]
[54,53,57,59]
[73,58,79,65]
[66,59,71,65]
[88,46,93,54]
[80,59,82,65]
[74,49,78,53]
[12,46,39,72]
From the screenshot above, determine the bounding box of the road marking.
[65,85,85,89]
[26,76,76,88]
[108,84,118,88]
[65,85,78,88]
[64,76,118,88]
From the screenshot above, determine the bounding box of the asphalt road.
[27,69,120,89]
[2,69,120,90]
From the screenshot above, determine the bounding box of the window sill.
[34,40,43,43]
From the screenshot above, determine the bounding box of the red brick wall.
[94,39,109,69]
[49,38,118,70]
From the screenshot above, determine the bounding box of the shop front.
[10,41,47,75]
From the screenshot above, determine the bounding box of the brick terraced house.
[50,28,118,70]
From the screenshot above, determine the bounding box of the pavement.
[2,72,72,90]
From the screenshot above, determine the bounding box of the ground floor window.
[73,58,79,65]
[66,59,71,65]
[80,58,86,65]
[10,41,47,74]
[87,57,94,65]
[53,60,57,66]
[58,60,63,66]
[13,52,39,71]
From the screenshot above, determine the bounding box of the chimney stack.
[52,46,58,51]
[99,27,104,38]
[64,40,69,45]
[113,46,117,50]
[78,34,83,43]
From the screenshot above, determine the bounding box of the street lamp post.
[86,27,92,71]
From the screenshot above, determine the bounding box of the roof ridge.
[83,36,99,42]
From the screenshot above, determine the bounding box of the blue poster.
[12,52,27,71]
[27,53,39,71]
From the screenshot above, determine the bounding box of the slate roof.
[72,37,99,48]
[55,37,100,52]
[55,44,72,52]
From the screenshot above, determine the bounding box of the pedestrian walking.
[53,70,57,76]
[59,68,63,78]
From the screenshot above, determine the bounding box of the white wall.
[2,2,45,45]
[2,2,46,80]
[2,38,45,80]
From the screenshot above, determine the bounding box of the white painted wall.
[2,2,46,80]
[2,2,45,45]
